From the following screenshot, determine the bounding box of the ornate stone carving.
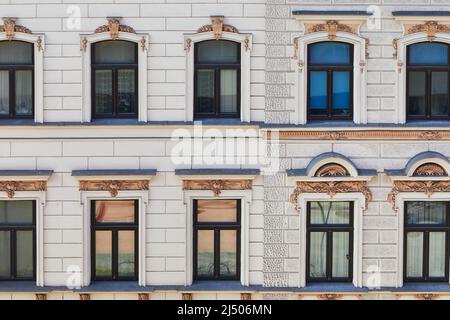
[37,36,43,52]
[35,294,47,301]
[388,181,450,212]
[79,180,150,197]
[365,38,369,59]
[392,39,398,59]
[79,294,90,301]
[315,164,350,177]
[244,36,250,51]
[0,181,47,199]
[271,130,450,141]
[140,36,147,52]
[182,293,193,301]
[183,180,252,197]
[0,18,32,41]
[415,294,439,301]
[184,38,192,51]
[94,17,136,40]
[306,20,357,40]
[292,37,299,60]
[406,21,450,41]
[318,294,344,301]
[241,293,252,301]
[197,16,239,40]
[297,60,304,72]
[414,163,447,177]
[290,181,372,212]
[138,293,150,301]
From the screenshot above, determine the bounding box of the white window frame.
[0,33,45,123]
[394,33,450,124]
[184,32,252,123]
[296,192,365,288]
[80,191,148,287]
[80,32,149,123]
[183,189,252,287]
[295,32,368,125]
[0,192,46,287]
[394,193,450,288]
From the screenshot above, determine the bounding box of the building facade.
[0,0,449,300]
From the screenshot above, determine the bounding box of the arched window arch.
[406,42,449,120]
[91,40,138,119]
[194,40,241,119]
[307,41,354,121]
[0,40,34,119]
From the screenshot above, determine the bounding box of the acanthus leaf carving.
[94,17,136,40]
[406,21,450,42]
[79,180,150,197]
[0,18,32,41]
[414,163,447,177]
[0,181,47,199]
[315,164,350,178]
[197,16,239,40]
[306,20,357,40]
[183,179,252,197]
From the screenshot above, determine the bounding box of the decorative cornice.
[318,294,344,301]
[79,180,149,197]
[315,164,350,177]
[415,293,439,300]
[305,20,358,40]
[241,293,252,300]
[79,294,90,301]
[290,181,372,212]
[35,294,47,301]
[414,163,447,177]
[0,18,32,41]
[94,17,136,40]
[269,130,450,141]
[183,179,252,197]
[182,293,193,301]
[406,21,450,41]
[197,15,239,40]
[0,181,47,199]
[388,180,450,212]
[138,293,150,301]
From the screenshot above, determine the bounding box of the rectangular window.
[307,201,353,283]
[404,202,450,282]
[193,199,241,281]
[0,201,36,281]
[91,200,138,281]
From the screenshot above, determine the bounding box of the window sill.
[389,283,450,293]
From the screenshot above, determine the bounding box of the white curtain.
[0,71,9,114]
[220,70,237,113]
[332,232,349,278]
[311,202,350,225]
[310,232,327,278]
[406,232,423,278]
[15,70,33,115]
[429,232,446,278]
[0,231,10,277]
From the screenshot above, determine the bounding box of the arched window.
[0,41,34,119]
[92,40,138,119]
[407,42,449,120]
[308,42,353,121]
[194,40,240,118]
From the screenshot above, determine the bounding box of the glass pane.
[197,41,239,64]
[309,232,327,278]
[117,69,136,114]
[197,200,238,223]
[95,231,112,277]
[406,232,424,278]
[95,70,113,114]
[220,69,238,113]
[0,201,34,225]
[0,41,33,64]
[310,202,351,225]
[332,71,351,115]
[406,202,447,225]
[310,71,327,111]
[15,70,33,116]
[408,71,426,116]
[220,230,237,277]
[431,72,449,116]
[429,232,446,278]
[95,201,135,224]
[0,71,9,115]
[309,42,352,65]
[16,230,33,278]
[409,43,448,65]
[196,69,215,114]
[332,232,350,278]
[197,230,214,277]
[118,230,135,277]
[0,231,10,278]
[94,41,136,64]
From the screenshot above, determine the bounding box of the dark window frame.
[406,42,450,121]
[193,199,241,281]
[0,201,36,281]
[194,40,241,119]
[404,201,450,283]
[91,41,139,119]
[306,201,354,283]
[91,200,139,282]
[307,41,354,122]
[0,40,35,120]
